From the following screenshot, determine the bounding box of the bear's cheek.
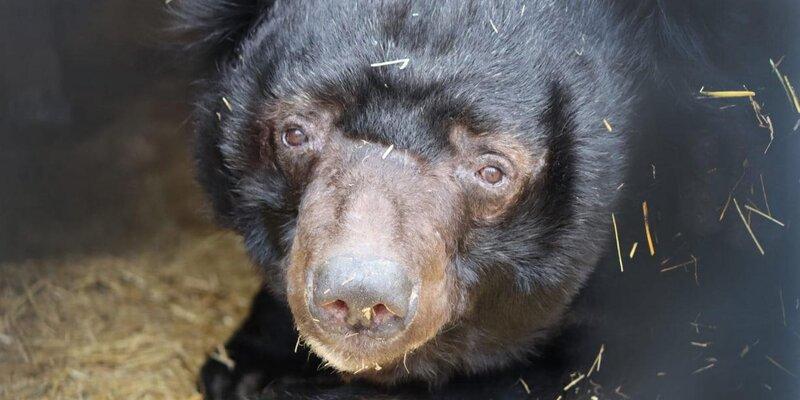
[401,218,461,336]
[404,259,458,347]
[283,184,336,340]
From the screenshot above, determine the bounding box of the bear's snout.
[283,139,461,374]
[309,255,417,339]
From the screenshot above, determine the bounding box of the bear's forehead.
[229,0,615,162]
[245,1,560,105]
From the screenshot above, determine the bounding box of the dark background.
[0,1,208,262]
[1,1,798,399]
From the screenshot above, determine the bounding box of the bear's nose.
[309,256,415,337]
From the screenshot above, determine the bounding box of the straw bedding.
[0,233,260,399]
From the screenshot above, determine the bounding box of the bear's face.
[258,96,546,374]
[179,0,629,384]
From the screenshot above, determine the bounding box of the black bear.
[170,1,737,398]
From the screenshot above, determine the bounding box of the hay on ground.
[0,232,260,400]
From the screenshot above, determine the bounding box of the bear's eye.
[477,165,505,185]
[282,128,308,147]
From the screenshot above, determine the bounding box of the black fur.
[171,1,766,398]
[170,0,275,64]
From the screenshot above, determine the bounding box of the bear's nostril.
[321,299,349,324]
[371,303,397,326]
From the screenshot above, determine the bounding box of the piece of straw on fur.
[699,88,756,98]
[611,213,623,272]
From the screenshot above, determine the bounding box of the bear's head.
[173,0,628,384]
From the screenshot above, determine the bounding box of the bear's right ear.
[169,0,274,65]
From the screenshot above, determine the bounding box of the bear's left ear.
[169,0,275,65]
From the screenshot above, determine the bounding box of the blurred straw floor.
[0,233,261,399]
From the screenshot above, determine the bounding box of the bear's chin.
[302,335,407,376]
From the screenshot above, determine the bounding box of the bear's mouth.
[312,329,407,368]
[298,319,418,374]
